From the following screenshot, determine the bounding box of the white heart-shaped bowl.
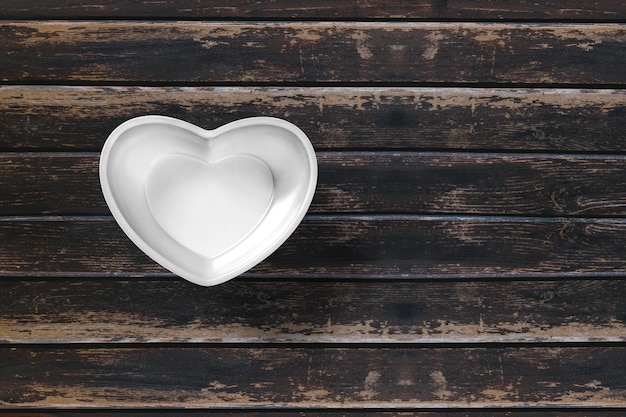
[99,115,317,286]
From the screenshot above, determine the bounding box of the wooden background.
[1,1,626,415]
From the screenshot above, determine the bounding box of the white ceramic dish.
[100,115,317,286]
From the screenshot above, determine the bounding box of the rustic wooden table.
[1,1,626,415]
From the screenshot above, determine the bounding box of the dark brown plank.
[3,87,626,152]
[1,0,441,19]
[1,346,625,408]
[3,413,625,417]
[446,0,626,21]
[6,152,626,216]
[1,0,624,21]
[2,22,626,84]
[1,278,625,344]
[0,154,102,215]
[2,216,626,278]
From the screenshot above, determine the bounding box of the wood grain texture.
[3,0,626,413]
[1,278,624,344]
[2,217,626,278]
[3,86,626,152]
[1,0,625,20]
[2,22,626,84]
[6,152,626,216]
[3,413,625,417]
[2,346,625,408]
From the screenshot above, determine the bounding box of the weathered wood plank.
[0,154,102,215]
[446,0,626,21]
[2,22,626,84]
[2,217,626,277]
[1,346,625,408]
[2,4,623,417]
[1,0,624,21]
[2,412,625,417]
[1,278,624,344]
[6,152,626,216]
[3,86,626,152]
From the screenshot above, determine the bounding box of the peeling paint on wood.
[2,22,626,84]
[2,86,626,151]
[0,279,624,344]
[1,347,625,408]
[3,1,626,413]
[1,0,625,20]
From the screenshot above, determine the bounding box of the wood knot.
[541,290,556,303]
[542,184,582,213]
[557,222,590,246]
